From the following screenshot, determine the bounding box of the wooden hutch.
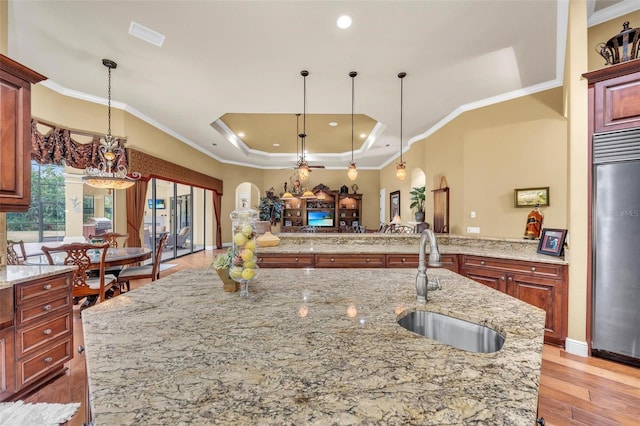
[281,184,363,232]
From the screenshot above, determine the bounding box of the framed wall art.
[390,190,400,220]
[537,228,567,257]
[514,187,549,208]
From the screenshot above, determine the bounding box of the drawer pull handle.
[294,257,299,262]
[78,345,85,354]
[43,284,52,290]
[330,258,335,262]
[508,277,513,282]
[44,356,53,363]
[43,304,52,311]
[401,258,406,262]
[43,329,52,335]
[531,267,536,272]
[501,276,505,280]
[480,261,485,266]
[366,258,370,262]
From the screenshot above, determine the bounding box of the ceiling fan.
[293,70,325,180]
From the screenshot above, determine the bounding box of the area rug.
[0,401,80,426]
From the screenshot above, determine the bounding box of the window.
[6,161,66,243]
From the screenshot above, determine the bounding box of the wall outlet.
[467,226,480,234]
[470,211,476,218]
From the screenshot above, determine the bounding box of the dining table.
[28,246,152,268]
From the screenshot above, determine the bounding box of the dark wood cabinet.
[315,254,385,268]
[460,255,567,346]
[1,270,74,401]
[281,185,363,232]
[0,55,46,212]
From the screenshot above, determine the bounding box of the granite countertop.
[82,267,545,425]
[259,233,568,265]
[0,265,76,289]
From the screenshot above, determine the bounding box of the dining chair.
[6,240,27,265]
[88,232,129,248]
[117,233,169,292]
[41,242,118,312]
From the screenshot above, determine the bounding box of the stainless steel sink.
[398,310,505,353]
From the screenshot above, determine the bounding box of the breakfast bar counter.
[82,267,545,425]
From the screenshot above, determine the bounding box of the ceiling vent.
[129,21,165,47]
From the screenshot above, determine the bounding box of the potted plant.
[409,186,426,222]
[258,188,283,226]
[211,248,239,292]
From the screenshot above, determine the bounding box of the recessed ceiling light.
[211,143,218,147]
[337,15,352,29]
[237,132,245,137]
[360,133,367,138]
[329,122,338,127]
[129,21,165,47]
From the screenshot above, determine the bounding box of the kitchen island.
[82,267,545,425]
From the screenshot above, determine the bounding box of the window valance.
[30,120,129,170]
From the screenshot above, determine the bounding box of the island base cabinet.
[315,254,385,268]
[460,255,567,346]
[257,253,314,268]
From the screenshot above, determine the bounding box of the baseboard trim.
[565,338,588,357]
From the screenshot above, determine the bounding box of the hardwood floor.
[22,249,640,425]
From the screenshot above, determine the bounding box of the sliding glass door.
[145,178,208,260]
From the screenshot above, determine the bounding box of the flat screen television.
[307,210,334,227]
[148,199,166,209]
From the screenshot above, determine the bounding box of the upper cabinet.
[584,60,640,134]
[0,55,46,212]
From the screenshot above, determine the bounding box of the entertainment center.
[281,184,362,232]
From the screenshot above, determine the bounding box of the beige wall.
[382,88,568,239]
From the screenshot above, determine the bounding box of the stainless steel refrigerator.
[592,129,640,366]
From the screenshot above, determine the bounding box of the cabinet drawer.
[257,254,314,268]
[17,338,72,388]
[315,254,385,268]
[386,254,419,267]
[460,255,563,279]
[17,313,72,358]
[16,274,72,305]
[16,292,71,326]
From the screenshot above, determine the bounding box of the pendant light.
[396,72,407,181]
[347,71,358,181]
[297,70,311,181]
[83,59,140,189]
[281,114,299,200]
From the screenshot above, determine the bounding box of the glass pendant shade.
[347,162,358,181]
[300,189,316,199]
[298,164,310,181]
[396,163,407,181]
[281,191,294,200]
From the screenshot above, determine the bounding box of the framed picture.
[390,190,400,219]
[284,219,292,227]
[352,220,359,227]
[514,187,549,208]
[537,228,567,257]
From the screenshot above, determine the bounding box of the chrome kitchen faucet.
[416,229,442,303]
